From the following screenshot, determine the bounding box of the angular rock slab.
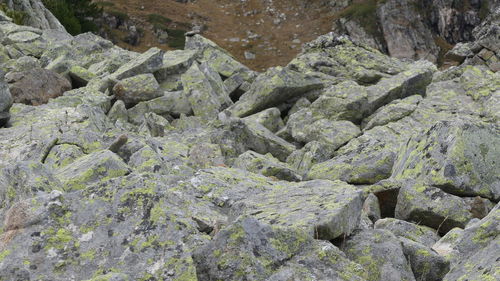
[193,217,368,281]
[374,218,440,247]
[399,237,450,281]
[343,229,416,281]
[393,119,500,201]
[113,73,161,107]
[227,66,323,117]
[0,173,218,281]
[443,203,500,281]
[191,167,363,240]
[56,150,130,191]
[395,182,474,234]
[233,179,363,240]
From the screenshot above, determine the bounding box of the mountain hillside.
[0,1,499,280]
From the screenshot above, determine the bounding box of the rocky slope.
[0,2,499,281]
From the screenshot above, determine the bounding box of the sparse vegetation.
[338,0,385,41]
[0,3,26,25]
[479,0,490,20]
[166,28,187,49]
[42,0,102,35]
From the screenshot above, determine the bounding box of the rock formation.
[0,1,498,281]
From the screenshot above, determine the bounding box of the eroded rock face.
[6,68,72,105]
[0,11,499,281]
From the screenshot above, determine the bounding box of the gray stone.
[111,47,164,80]
[193,217,368,281]
[113,73,162,107]
[443,203,500,281]
[342,229,416,281]
[395,182,475,234]
[181,62,222,119]
[227,66,323,117]
[233,150,301,181]
[56,150,130,191]
[393,119,500,201]
[400,237,450,281]
[374,218,440,247]
[243,107,284,133]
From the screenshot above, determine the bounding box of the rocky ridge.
[0,3,499,281]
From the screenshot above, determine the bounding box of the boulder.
[233,150,301,181]
[227,66,323,117]
[6,68,71,105]
[0,74,12,126]
[243,107,284,133]
[393,119,500,201]
[181,62,222,119]
[395,182,475,234]
[374,218,440,247]
[6,0,66,31]
[56,150,130,191]
[399,237,450,281]
[342,229,416,281]
[193,217,368,281]
[113,73,162,107]
[111,47,164,80]
[443,204,500,280]
[230,118,296,162]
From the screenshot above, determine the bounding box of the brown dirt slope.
[96,0,341,71]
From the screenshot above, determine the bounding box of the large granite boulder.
[6,68,71,105]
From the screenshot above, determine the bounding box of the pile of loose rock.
[0,5,498,281]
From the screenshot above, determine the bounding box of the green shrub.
[0,3,27,25]
[43,0,102,35]
[166,29,186,49]
[479,0,490,21]
[338,0,384,40]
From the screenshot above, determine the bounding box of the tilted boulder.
[6,68,71,105]
[392,119,500,201]
[227,66,323,117]
[113,73,162,108]
[342,229,416,281]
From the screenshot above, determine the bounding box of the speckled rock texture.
[0,7,499,281]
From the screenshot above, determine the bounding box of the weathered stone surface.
[244,107,284,133]
[293,119,360,149]
[431,227,464,261]
[288,33,406,84]
[362,193,381,223]
[393,119,500,201]
[191,167,363,240]
[395,182,475,234]
[230,118,296,162]
[0,161,62,209]
[6,68,72,105]
[111,47,164,80]
[443,203,500,281]
[227,66,323,117]
[374,218,440,247]
[181,62,222,119]
[127,91,192,124]
[362,95,422,130]
[233,150,301,181]
[399,237,450,281]
[6,0,66,31]
[56,150,130,191]
[193,217,368,281]
[343,229,416,281]
[113,73,162,107]
[0,173,216,280]
[0,74,12,127]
